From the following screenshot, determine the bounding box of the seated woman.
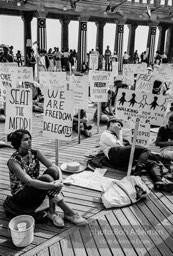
[93,90,114,124]
[5,129,87,226]
[73,109,92,137]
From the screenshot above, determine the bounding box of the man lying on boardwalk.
[99,117,173,192]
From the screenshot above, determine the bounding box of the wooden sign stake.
[127,118,140,176]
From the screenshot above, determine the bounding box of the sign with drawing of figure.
[89,71,109,102]
[130,120,150,147]
[70,75,88,110]
[115,88,169,126]
[5,88,32,133]
[43,89,74,140]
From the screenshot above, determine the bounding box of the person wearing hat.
[0,45,14,63]
[155,114,173,161]
[100,118,173,192]
[99,118,150,174]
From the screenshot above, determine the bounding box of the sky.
[0,15,159,57]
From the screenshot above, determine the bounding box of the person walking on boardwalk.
[4,129,87,227]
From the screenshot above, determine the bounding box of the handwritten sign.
[39,71,66,89]
[89,53,98,70]
[130,121,150,147]
[153,64,173,82]
[89,71,109,102]
[116,88,169,126]
[43,89,75,140]
[70,75,88,109]
[135,74,154,93]
[5,88,32,133]
[111,62,118,75]
[15,67,34,83]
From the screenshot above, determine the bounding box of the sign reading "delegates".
[43,88,75,140]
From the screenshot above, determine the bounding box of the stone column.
[127,24,138,63]
[60,18,70,51]
[157,25,168,53]
[21,12,34,59]
[95,21,106,54]
[77,13,90,71]
[37,13,47,51]
[165,25,173,62]
[116,20,126,73]
[148,23,158,65]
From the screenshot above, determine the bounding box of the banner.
[116,88,169,126]
[130,121,150,147]
[135,74,155,93]
[70,75,88,109]
[89,71,109,102]
[89,53,98,70]
[43,89,74,140]
[5,88,32,133]
[39,71,66,89]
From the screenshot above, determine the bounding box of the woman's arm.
[155,134,173,147]
[8,159,60,190]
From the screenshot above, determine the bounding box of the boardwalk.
[1,110,173,256]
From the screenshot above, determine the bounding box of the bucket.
[9,215,35,247]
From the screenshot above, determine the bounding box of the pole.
[78,109,81,144]
[127,118,140,176]
[55,139,59,166]
[97,102,100,134]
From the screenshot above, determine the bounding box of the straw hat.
[60,161,86,173]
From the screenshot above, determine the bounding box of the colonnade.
[21,11,173,72]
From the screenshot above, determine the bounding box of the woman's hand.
[51,180,63,192]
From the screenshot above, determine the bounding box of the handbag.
[101,176,150,209]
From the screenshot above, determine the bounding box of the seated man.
[99,117,173,192]
[73,109,92,137]
[155,114,173,161]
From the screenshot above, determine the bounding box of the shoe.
[47,212,64,227]
[154,181,173,193]
[64,212,87,226]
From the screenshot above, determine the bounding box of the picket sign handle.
[78,109,81,144]
[55,139,59,166]
[97,102,100,134]
[127,118,140,176]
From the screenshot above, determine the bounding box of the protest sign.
[135,74,154,93]
[39,71,66,89]
[89,70,109,102]
[115,88,169,126]
[111,62,118,75]
[70,75,88,109]
[15,67,34,83]
[153,64,173,83]
[5,88,32,133]
[130,120,150,147]
[123,72,134,87]
[89,53,98,70]
[43,89,74,140]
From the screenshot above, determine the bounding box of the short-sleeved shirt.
[99,130,124,158]
[7,149,40,196]
[157,125,173,148]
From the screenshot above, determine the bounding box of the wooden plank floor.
[1,111,173,256]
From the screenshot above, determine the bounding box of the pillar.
[148,25,157,65]
[37,15,47,51]
[157,26,167,53]
[166,25,173,62]
[60,18,70,51]
[116,22,125,73]
[77,14,90,71]
[127,24,138,63]
[21,12,34,59]
[95,21,106,54]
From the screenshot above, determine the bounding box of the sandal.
[47,212,64,227]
